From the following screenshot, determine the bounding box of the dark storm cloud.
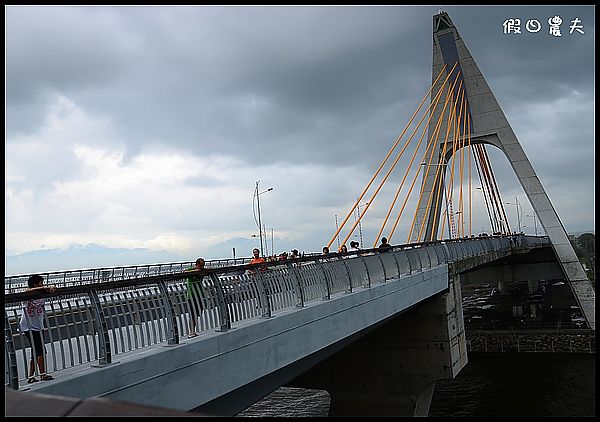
[6,6,593,165]
[6,7,134,108]
[6,5,594,172]
[6,6,430,168]
[4,5,595,267]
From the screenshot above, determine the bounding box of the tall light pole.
[355,200,369,248]
[334,214,341,250]
[506,196,522,233]
[253,181,273,257]
[526,214,538,236]
[454,211,463,238]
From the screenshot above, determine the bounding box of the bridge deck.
[5,236,566,414]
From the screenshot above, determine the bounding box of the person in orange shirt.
[248,248,266,274]
[250,248,265,264]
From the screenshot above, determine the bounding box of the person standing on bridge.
[185,258,205,338]
[378,237,392,251]
[248,248,267,275]
[20,274,56,383]
[250,248,265,265]
[319,246,334,263]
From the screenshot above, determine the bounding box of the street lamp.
[355,200,369,248]
[526,214,538,236]
[506,196,522,233]
[334,213,341,250]
[253,181,274,257]
[449,211,461,238]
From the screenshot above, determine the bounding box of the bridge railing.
[4,258,252,295]
[4,235,546,389]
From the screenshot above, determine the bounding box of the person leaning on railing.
[185,258,205,338]
[20,274,56,383]
[378,237,392,251]
[248,248,267,274]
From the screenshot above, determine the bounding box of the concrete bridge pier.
[288,269,467,416]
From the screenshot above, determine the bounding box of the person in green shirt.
[186,258,205,338]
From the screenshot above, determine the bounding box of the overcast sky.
[5,5,595,274]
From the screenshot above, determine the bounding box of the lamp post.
[355,200,369,248]
[334,213,341,250]
[449,210,464,238]
[526,214,538,236]
[506,196,522,233]
[253,181,273,257]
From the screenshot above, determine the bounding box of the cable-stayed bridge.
[5,11,593,417]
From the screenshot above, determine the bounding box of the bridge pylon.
[412,12,594,329]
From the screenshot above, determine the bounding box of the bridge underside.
[286,289,463,417]
[461,246,564,284]
[201,245,582,416]
[198,283,463,417]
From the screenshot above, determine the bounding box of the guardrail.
[4,258,252,294]
[4,235,546,390]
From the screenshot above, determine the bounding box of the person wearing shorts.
[20,274,56,383]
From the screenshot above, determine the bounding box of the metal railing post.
[87,289,112,365]
[362,256,372,288]
[375,254,387,283]
[341,259,353,293]
[156,280,179,345]
[286,263,304,307]
[319,262,331,300]
[210,273,231,331]
[254,271,272,318]
[4,310,19,390]
[390,251,402,279]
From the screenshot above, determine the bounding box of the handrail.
[5,234,546,294]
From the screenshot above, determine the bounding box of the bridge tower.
[412,12,594,329]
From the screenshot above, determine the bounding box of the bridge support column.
[288,269,467,416]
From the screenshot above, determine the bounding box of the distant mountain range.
[4,233,324,276]
[4,238,270,276]
[8,230,591,276]
[5,244,186,276]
